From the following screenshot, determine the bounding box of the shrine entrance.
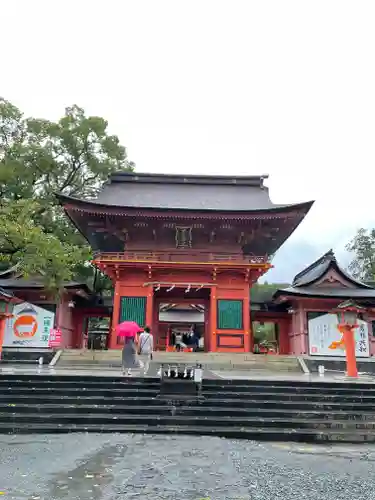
[252,321,279,354]
[152,286,210,352]
[251,312,291,355]
[106,264,263,352]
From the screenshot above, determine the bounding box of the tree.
[0,99,134,289]
[346,228,375,281]
[0,199,89,290]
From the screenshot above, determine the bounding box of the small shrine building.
[272,250,375,357]
[0,266,92,349]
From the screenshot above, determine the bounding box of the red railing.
[93,250,269,265]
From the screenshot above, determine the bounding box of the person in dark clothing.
[189,325,200,352]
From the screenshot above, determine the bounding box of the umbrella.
[116,321,142,337]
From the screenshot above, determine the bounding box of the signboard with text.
[48,328,62,348]
[4,302,55,348]
[308,312,370,357]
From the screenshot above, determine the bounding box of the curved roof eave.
[55,193,314,215]
[273,286,375,300]
[330,261,373,289]
[0,286,14,300]
[293,258,371,289]
[0,263,22,278]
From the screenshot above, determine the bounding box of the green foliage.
[253,322,276,344]
[0,199,89,291]
[0,98,134,291]
[346,228,375,281]
[251,282,289,303]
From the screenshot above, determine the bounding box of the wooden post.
[0,315,6,361]
[243,285,251,353]
[109,281,121,349]
[340,324,358,378]
[204,300,210,352]
[145,285,154,328]
[209,287,217,352]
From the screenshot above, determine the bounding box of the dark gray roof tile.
[0,287,13,299]
[0,278,91,292]
[275,286,375,299]
[292,250,371,289]
[57,173,314,213]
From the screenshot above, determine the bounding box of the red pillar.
[204,300,210,352]
[145,285,154,328]
[278,319,291,354]
[243,286,251,352]
[109,280,121,349]
[209,286,217,352]
[0,316,6,360]
[340,324,358,378]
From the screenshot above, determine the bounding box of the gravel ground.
[1,433,375,499]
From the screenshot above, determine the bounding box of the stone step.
[58,350,300,370]
[3,412,375,430]
[57,362,300,372]
[4,385,374,402]
[2,378,375,395]
[2,403,374,421]
[3,373,375,443]
[1,421,374,442]
[2,373,375,392]
[0,379,161,389]
[2,373,375,390]
[1,393,374,411]
[61,350,295,360]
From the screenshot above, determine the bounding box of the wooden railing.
[93,250,269,265]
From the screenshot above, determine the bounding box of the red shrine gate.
[94,252,271,352]
[58,172,313,353]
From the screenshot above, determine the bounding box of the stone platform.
[304,355,375,374]
[1,368,375,443]
[58,349,301,372]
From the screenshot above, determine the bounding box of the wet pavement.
[1,434,375,499]
[2,364,375,384]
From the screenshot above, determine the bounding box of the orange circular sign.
[13,315,38,338]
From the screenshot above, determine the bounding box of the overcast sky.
[2,1,374,281]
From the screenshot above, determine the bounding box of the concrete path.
[1,433,375,499]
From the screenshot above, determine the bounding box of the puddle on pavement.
[35,444,127,500]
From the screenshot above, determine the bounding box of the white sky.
[2,0,375,280]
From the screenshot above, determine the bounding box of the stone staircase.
[58,349,300,372]
[1,373,375,442]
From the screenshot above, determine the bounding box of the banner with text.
[4,302,55,348]
[308,312,369,357]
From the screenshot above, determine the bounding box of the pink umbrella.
[116,321,142,338]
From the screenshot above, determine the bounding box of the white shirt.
[138,332,153,354]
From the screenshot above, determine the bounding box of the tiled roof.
[292,250,371,289]
[0,287,13,300]
[57,172,314,213]
[274,286,375,299]
[0,278,91,293]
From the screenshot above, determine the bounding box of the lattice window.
[119,296,146,327]
[175,226,192,248]
[217,299,243,330]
